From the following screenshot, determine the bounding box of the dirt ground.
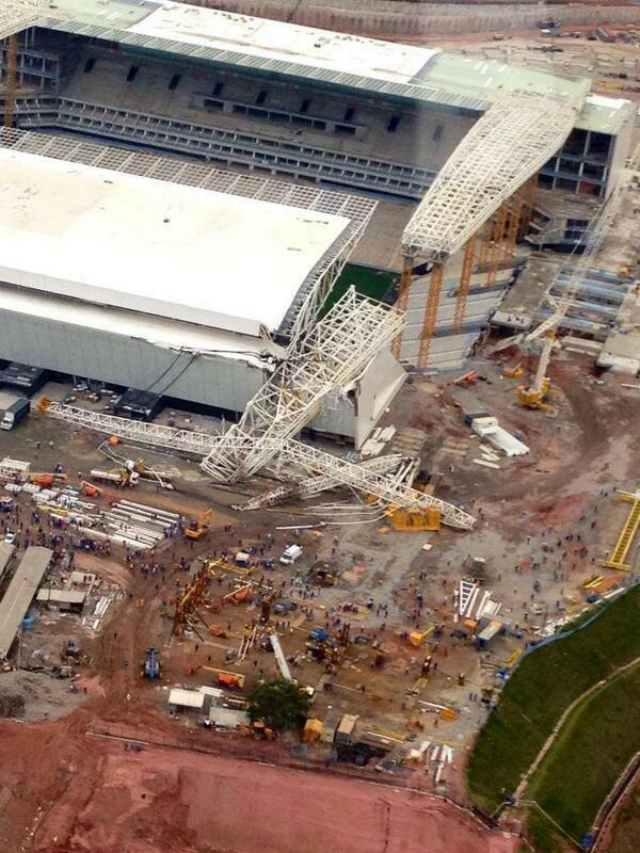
[599,777,640,853]
[0,718,518,853]
[0,348,638,851]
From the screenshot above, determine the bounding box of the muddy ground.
[0,348,638,852]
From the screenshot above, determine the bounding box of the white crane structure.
[238,453,418,511]
[39,289,476,529]
[200,287,404,483]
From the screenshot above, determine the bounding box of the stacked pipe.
[99,499,180,550]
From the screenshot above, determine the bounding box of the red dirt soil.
[0,516,519,853]
[0,721,518,853]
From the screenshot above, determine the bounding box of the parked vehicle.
[1,398,30,431]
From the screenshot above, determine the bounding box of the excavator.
[185,508,212,541]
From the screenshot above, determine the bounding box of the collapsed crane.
[39,287,475,529]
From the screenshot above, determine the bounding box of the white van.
[279,544,303,565]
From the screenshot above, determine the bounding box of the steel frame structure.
[39,399,220,457]
[452,233,479,334]
[417,263,445,369]
[200,288,404,482]
[39,402,474,528]
[264,439,475,529]
[401,93,585,264]
[238,454,416,511]
[204,435,473,528]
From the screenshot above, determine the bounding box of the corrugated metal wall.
[0,307,358,437]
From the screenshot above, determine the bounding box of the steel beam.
[417,263,445,369]
[453,232,479,334]
[401,94,586,263]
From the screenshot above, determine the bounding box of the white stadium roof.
[3,1,634,130]
[0,147,352,337]
[129,2,439,87]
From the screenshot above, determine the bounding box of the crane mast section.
[200,289,404,482]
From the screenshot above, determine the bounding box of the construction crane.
[38,289,476,530]
[516,172,628,412]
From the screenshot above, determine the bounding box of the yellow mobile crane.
[516,169,629,413]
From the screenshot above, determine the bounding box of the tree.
[247,678,312,732]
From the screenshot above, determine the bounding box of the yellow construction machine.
[387,506,441,532]
[516,331,557,413]
[185,508,212,540]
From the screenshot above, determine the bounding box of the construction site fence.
[87,721,519,841]
[184,0,640,36]
[512,579,639,675]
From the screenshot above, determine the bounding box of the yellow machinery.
[387,506,441,532]
[502,363,524,379]
[172,569,212,636]
[515,180,626,415]
[603,493,640,571]
[408,626,434,647]
[185,508,212,540]
[187,664,245,689]
[516,331,556,412]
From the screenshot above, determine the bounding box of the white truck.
[279,544,302,565]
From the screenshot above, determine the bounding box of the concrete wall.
[0,305,265,415]
[353,347,406,448]
[183,0,640,36]
[607,108,636,199]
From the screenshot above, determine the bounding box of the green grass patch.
[466,586,640,813]
[322,264,397,315]
[527,662,640,842]
[526,809,568,853]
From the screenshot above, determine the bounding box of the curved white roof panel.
[0,147,352,337]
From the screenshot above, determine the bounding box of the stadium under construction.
[0,0,636,452]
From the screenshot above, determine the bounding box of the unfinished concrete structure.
[0,0,635,381]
